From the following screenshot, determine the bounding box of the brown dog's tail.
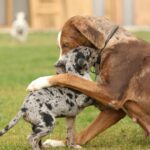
[0,110,23,136]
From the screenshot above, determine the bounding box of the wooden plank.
[105,0,123,24]
[6,0,13,26]
[134,0,150,25]
[29,0,92,29]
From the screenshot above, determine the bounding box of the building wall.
[123,0,133,25]
[0,0,150,29]
[103,0,150,26]
[134,0,150,25]
[13,0,29,20]
[29,0,92,29]
[104,0,123,25]
[92,0,104,16]
[0,0,5,26]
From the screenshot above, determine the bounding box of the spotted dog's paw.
[43,139,66,148]
[27,76,51,92]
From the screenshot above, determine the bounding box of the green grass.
[0,31,150,150]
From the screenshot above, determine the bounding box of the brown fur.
[49,16,150,144]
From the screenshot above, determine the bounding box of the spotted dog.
[0,46,98,150]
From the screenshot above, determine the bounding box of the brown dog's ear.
[72,16,105,49]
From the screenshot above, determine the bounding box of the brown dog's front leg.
[76,109,125,145]
[27,74,120,109]
[48,74,118,108]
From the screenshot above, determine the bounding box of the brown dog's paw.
[27,76,51,92]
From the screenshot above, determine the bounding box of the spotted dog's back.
[23,87,92,119]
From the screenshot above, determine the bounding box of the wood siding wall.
[0,0,150,29]
[134,0,150,25]
[29,0,92,29]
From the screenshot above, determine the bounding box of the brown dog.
[27,16,150,146]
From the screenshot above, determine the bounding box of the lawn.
[0,31,150,150]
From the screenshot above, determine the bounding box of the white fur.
[27,76,51,91]
[11,12,28,42]
[57,31,63,59]
[83,72,92,80]
[27,73,91,92]
[43,139,65,148]
[43,139,82,149]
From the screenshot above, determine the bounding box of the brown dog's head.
[57,16,106,57]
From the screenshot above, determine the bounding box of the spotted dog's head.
[55,46,98,80]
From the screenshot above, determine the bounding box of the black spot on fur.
[58,89,63,95]
[39,140,42,148]
[44,88,53,95]
[56,114,65,118]
[66,99,74,107]
[36,99,40,102]
[73,48,79,53]
[21,107,28,112]
[67,67,72,71]
[38,92,43,95]
[76,52,85,59]
[75,94,78,99]
[32,125,42,134]
[41,113,53,126]
[71,89,81,94]
[84,97,90,103]
[4,125,9,131]
[50,91,54,96]
[45,103,52,110]
[39,104,43,107]
[86,50,91,60]
[67,93,73,99]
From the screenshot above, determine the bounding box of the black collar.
[101,25,119,54]
[93,25,119,78]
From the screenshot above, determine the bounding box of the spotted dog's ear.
[72,16,105,49]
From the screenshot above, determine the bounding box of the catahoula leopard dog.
[0,46,100,150]
[27,15,150,147]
